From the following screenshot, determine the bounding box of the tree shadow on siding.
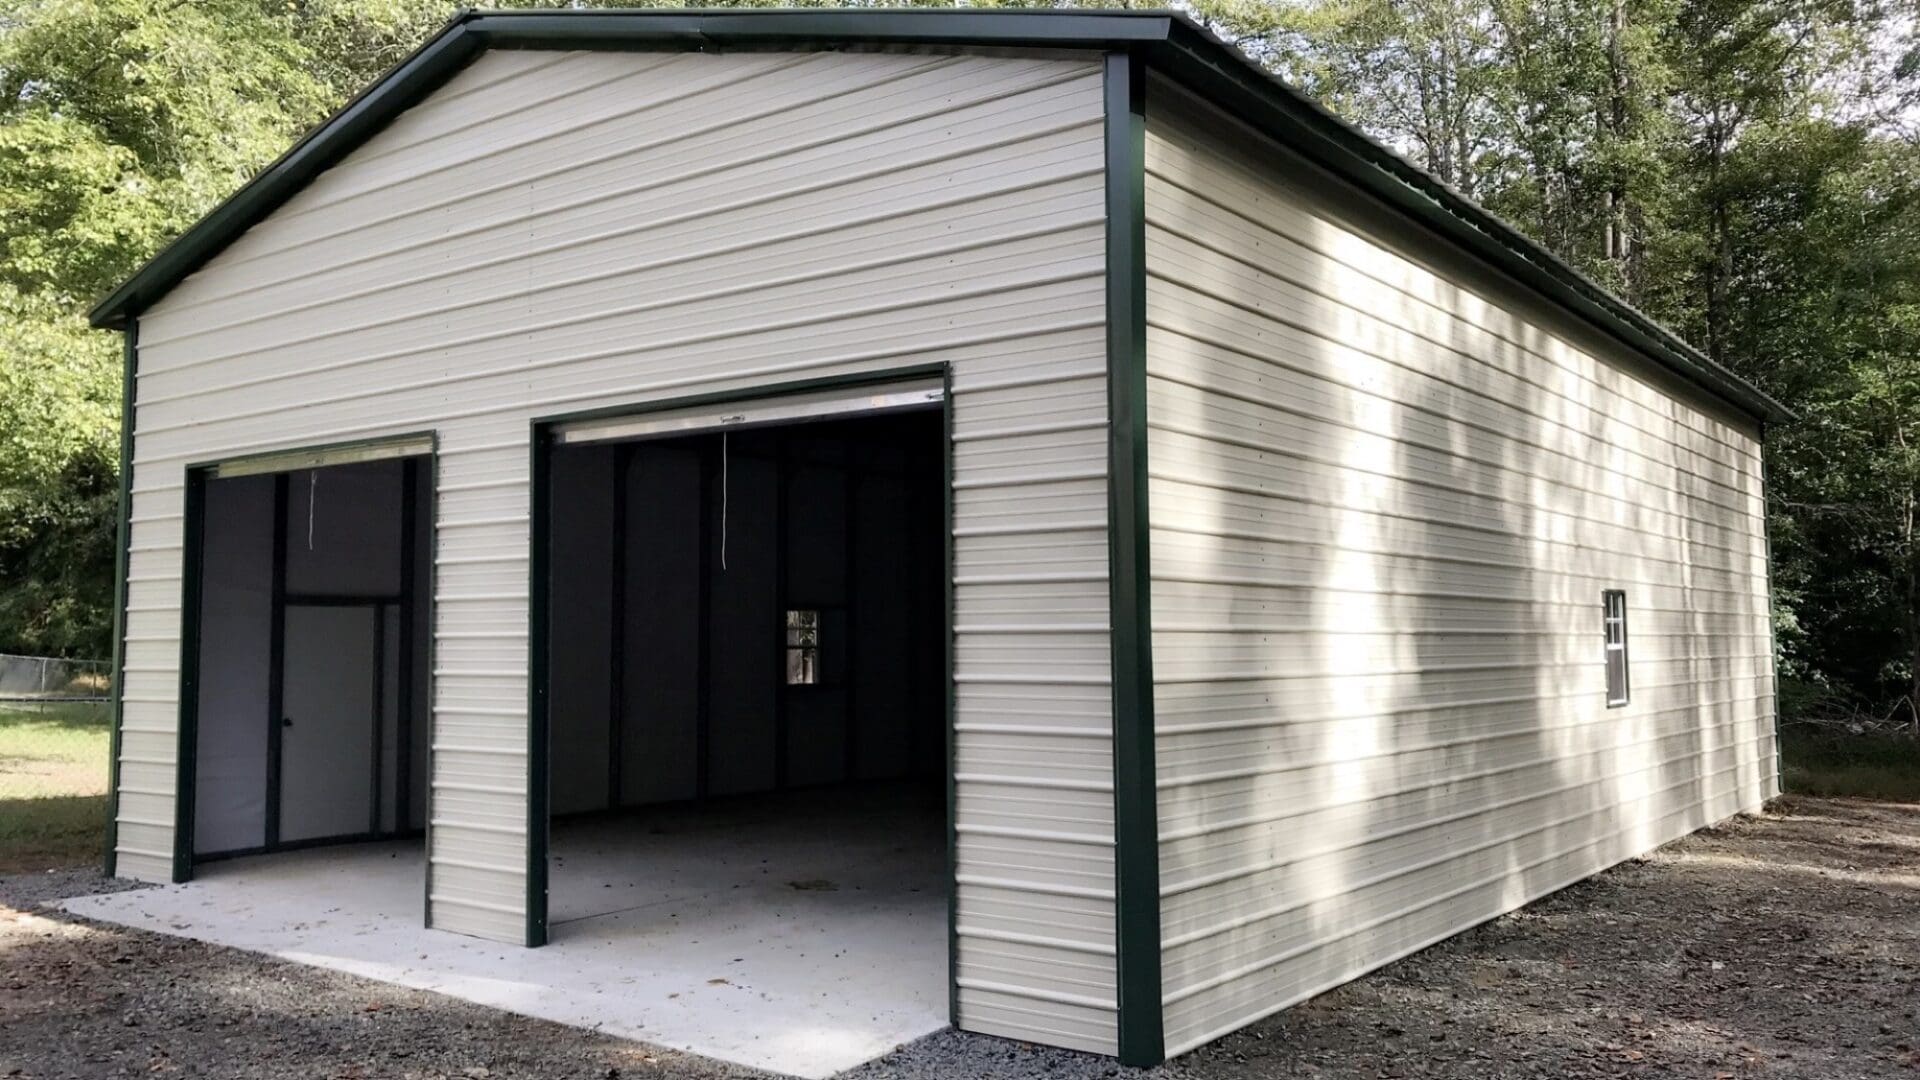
[1148,178,1770,1050]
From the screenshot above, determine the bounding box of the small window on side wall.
[1603,589,1629,707]
[785,609,820,686]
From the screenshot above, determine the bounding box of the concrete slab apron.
[60,810,948,1078]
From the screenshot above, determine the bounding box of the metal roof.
[87,7,1788,423]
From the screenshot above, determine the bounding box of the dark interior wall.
[624,443,707,803]
[283,462,404,596]
[547,412,943,814]
[192,458,430,856]
[548,446,615,816]
[193,474,276,855]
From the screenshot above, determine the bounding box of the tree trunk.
[1907,485,1919,737]
[1605,0,1631,287]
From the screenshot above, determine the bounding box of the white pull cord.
[307,470,317,550]
[719,431,729,571]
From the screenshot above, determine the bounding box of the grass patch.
[0,702,110,871]
[1780,726,1920,802]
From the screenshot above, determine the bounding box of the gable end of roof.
[88,9,1787,423]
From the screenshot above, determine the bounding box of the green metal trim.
[526,424,553,948]
[84,9,1783,425]
[171,465,208,883]
[467,8,1174,50]
[1758,423,1782,794]
[1105,50,1164,1067]
[941,362,959,1028]
[421,435,442,929]
[104,321,138,877]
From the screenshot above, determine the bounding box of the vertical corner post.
[1105,49,1164,1067]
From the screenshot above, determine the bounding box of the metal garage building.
[88,9,1785,1068]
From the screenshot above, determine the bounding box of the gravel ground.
[2,795,1914,1079]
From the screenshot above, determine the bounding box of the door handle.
[282,717,294,728]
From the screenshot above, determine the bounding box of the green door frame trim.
[527,423,552,947]
[171,467,207,882]
[1104,50,1164,1067]
[166,433,439,884]
[523,363,955,957]
[104,321,138,877]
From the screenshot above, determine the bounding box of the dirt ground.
[1,796,1914,1080]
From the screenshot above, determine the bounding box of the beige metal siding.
[1143,80,1776,1055]
[120,49,1117,1051]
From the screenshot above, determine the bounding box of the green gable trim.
[86,9,1784,425]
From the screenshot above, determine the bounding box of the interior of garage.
[541,408,948,949]
[188,455,430,863]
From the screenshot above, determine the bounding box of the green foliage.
[1781,723,1920,800]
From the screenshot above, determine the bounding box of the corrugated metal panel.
[1143,78,1777,1056]
[120,50,1115,1052]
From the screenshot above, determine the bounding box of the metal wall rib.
[1142,78,1777,1056]
[120,49,1117,1052]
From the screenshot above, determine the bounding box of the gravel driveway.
[3,796,1914,1079]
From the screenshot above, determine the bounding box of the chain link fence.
[0,654,112,870]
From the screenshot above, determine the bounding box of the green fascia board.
[86,7,1788,429]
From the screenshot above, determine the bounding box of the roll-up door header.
[212,434,434,478]
[553,377,945,447]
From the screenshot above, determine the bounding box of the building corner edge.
[1104,48,1165,1068]
[104,321,137,878]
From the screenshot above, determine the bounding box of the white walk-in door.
[279,604,379,843]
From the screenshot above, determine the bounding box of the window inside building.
[786,609,821,686]
[1603,589,1629,706]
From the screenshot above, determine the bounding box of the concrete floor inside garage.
[59,784,949,1078]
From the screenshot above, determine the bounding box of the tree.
[0,0,328,655]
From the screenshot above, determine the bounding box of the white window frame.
[1603,589,1630,707]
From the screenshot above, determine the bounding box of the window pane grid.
[1602,590,1629,706]
[785,609,819,686]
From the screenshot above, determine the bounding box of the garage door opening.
[537,384,948,1047]
[182,449,431,877]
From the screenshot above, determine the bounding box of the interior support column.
[608,445,630,810]
[368,605,387,835]
[695,438,715,801]
[395,459,417,835]
[842,465,859,783]
[771,432,790,791]
[264,473,290,849]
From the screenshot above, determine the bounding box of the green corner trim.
[104,321,138,877]
[526,425,553,948]
[1105,50,1164,1068]
[1758,424,1782,793]
[172,466,207,883]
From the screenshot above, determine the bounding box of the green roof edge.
[86,7,1789,423]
